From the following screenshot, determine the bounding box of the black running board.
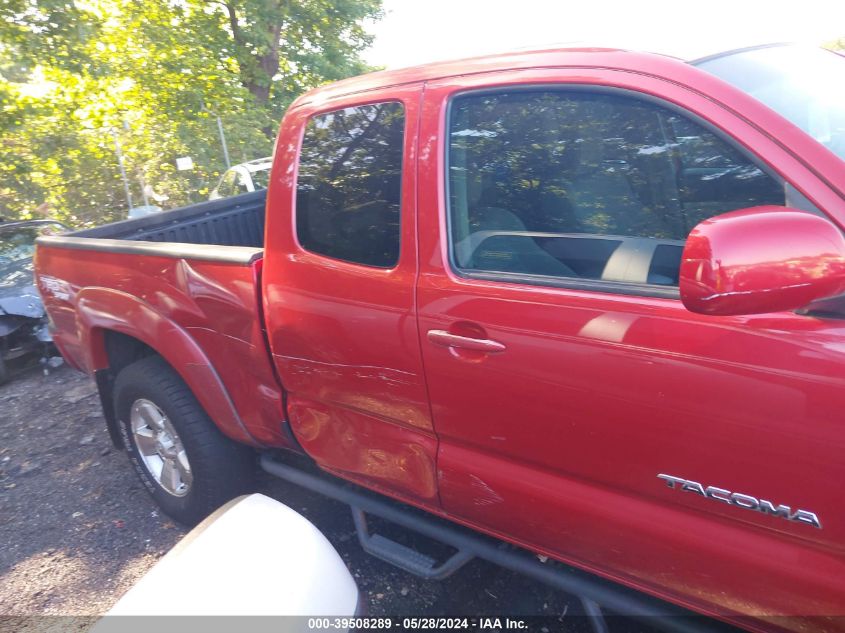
[351,506,474,579]
[260,454,735,633]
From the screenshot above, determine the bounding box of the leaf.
[0,0,384,223]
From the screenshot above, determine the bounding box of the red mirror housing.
[680,206,845,316]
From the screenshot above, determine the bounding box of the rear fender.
[75,287,260,447]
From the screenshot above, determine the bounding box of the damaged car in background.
[0,219,67,383]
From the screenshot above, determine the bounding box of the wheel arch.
[75,287,261,449]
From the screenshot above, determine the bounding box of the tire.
[0,354,7,386]
[113,355,255,525]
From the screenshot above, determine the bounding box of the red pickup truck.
[35,44,845,630]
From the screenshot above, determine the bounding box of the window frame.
[443,83,798,300]
[293,98,407,270]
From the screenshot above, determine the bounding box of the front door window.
[447,89,793,288]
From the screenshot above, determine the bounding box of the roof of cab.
[289,46,692,111]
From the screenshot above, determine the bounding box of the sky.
[363,0,845,69]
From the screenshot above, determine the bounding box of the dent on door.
[262,88,439,503]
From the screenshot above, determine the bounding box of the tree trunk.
[222,0,282,106]
[246,80,271,103]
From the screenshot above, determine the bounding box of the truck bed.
[34,189,287,448]
[73,190,266,249]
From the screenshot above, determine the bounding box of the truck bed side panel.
[36,243,288,447]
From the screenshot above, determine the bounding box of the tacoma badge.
[657,474,821,529]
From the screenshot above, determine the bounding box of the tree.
[0,0,383,225]
[209,0,381,112]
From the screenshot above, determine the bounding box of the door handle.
[427,330,506,353]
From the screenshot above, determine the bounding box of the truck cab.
[262,43,845,623]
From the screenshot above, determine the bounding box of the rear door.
[416,67,845,618]
[262,84,439,503]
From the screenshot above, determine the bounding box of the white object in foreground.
[96,493,359,618]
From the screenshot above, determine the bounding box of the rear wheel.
[113,355,254,525]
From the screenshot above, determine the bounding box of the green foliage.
[0,0,382,225]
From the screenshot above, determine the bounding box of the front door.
[416,68,845,618]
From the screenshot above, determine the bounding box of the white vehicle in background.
[209,157,273,200]
[127,205,163,219]
[93,494,361,628]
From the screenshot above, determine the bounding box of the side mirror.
[680,206,845,316]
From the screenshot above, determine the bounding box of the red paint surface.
[35,247,285,447]
[38,48,845,629]
[412,59,845,627]
[680,206,845,315]
[262,83,440,502]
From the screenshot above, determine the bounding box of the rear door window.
[296,102,405,268]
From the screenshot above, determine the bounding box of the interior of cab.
[448,89,786,287]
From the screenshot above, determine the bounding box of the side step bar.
[352,507,475,580]
[260,454,734,633]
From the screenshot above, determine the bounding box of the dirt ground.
[0,364,609,631]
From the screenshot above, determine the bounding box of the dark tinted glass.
[296,102,405,267]
[448,90,786,287]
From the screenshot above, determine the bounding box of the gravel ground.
[0,364,635,632]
